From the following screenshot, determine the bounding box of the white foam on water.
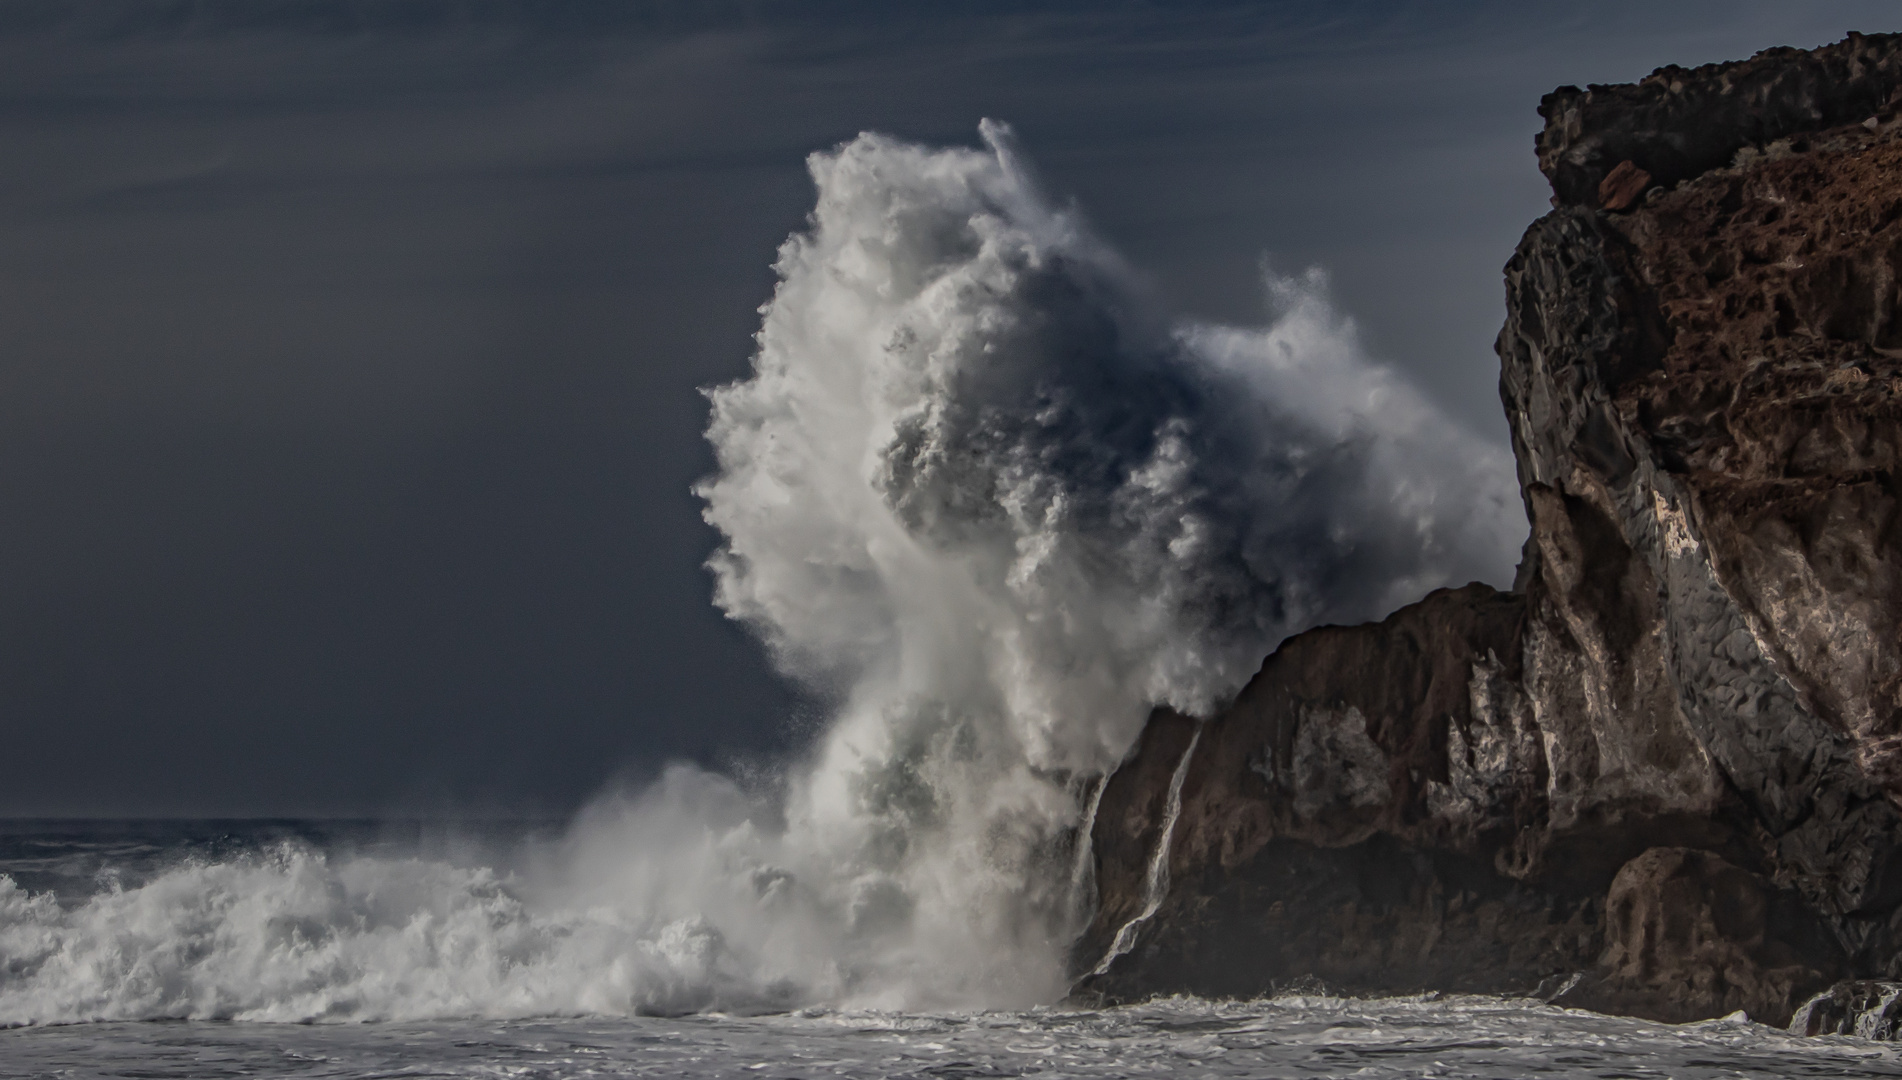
[10,992,1902,1076]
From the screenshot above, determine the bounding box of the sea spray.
[695,119,1519,1002]
[0,122,1522,1024]
[0,838,749,1024]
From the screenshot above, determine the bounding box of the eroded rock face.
[1537,31,1902,207]
[1561,847,1841,1026]
[1076,33,1902,1026]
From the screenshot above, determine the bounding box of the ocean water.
[4,822,1900,1080]
[12,996,1902,1080]
[0,121,1870,1080]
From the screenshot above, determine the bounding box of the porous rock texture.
[1074,31,1902,1028]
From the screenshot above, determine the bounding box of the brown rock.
[1559,848,1840,1026]
[1076,32,1902,1028]
[1597,160,1652,210]
[1536,32,1902,206]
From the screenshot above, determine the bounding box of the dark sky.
[1,1,1891,817]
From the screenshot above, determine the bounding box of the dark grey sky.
[1,1,1891,816]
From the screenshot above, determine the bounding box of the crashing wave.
[0,121,1520,1024]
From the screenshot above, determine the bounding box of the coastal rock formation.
[1791,979,1902,1037]
[1074,31,1902,1027]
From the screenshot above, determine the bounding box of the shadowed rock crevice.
[1075,31,1902,1028]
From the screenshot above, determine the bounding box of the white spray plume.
[0,122,1522,1025]
[692,120,1520,1001]
[704,121,1516,760]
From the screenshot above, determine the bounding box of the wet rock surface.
[1560,847,1841,1026]
[1791,979,1902,1038]
[1076,32,1902,1028]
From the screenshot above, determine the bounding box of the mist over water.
[0,124,1520,1026]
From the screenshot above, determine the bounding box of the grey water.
[9,990,1902,1080]
[3,823,1900,1080]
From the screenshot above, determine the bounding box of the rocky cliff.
[1073,31,1902,1028]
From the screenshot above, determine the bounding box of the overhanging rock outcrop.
[1074,31,1902,1028]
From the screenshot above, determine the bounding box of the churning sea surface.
[3,822,1900,1080]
